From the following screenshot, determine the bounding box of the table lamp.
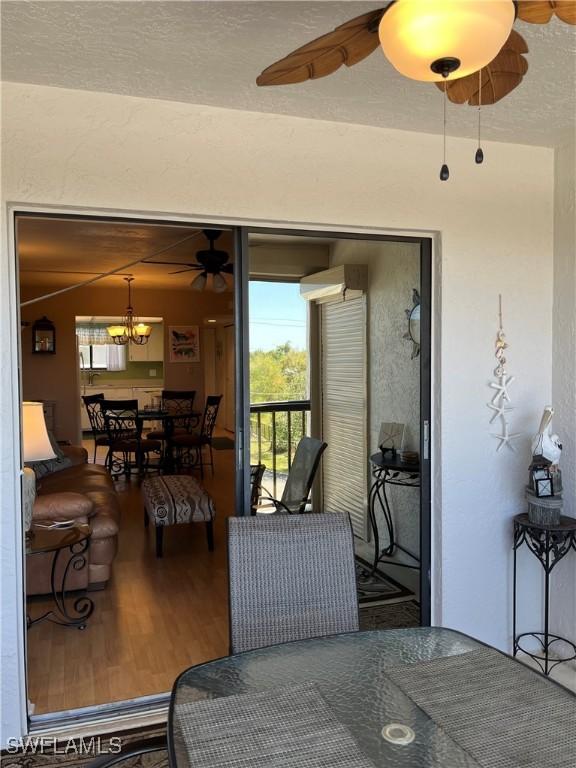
[22,401,56,536]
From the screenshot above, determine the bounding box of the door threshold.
[29,693,169,739]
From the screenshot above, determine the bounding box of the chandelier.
[106,277,152,346]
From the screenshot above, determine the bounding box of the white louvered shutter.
[321,296,368,539]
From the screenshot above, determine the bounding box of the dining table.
[168,627,576,768]
[136,408,201,473]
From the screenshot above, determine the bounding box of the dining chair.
[256,436,327,514]
[227,513,359,653]
[249,463,266,515]
[81,393,110,463]
[146,389,197,442]
[172,394,222,478]
[100,399,161,479]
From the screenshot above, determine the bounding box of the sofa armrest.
[61,445,88,466]
[33,492,94,522]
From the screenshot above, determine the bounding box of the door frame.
[5,202,438,737]
[242,225,433,624]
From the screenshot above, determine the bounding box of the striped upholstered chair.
[227,513,359,653]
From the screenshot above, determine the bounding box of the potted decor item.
[526,407,563,526]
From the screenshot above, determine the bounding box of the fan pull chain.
[440,85,449,181]
[475,70,484,165]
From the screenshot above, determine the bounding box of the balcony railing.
[249,399,311,497]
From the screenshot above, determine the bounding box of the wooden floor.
[27,437,235,714]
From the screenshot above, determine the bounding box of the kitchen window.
[77,325,127,371]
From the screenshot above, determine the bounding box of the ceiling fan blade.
[517,1,576,24]
[144,260,195,266]
[436,31,528,106]
[221,264,234,274]
[169,267,196,275]
[256,8,385,86]
[556,0,576,23]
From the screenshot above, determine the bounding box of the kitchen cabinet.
[128,343,148,362]
[80,401,91,431]
[128,325,164,362]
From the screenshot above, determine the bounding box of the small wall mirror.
[404,289,420,359]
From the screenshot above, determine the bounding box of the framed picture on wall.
[169,326,200,363]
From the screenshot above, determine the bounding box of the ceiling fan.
[146,229,233,292]
[256,1,575,176]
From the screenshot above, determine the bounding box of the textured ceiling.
[17,216,235,290]
[2,2,575,146]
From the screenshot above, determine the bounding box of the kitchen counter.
[80,382,164,431]
[82,380,164,390]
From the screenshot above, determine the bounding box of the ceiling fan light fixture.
[212,273,228,293]
[191,272,207,292]
[378,0,515,82]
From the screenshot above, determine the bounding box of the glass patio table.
[169,627,575,767]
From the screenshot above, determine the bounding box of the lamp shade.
[106,324,128,339]
[133,322,152,337]
[378,0,515,82]
[22,401,56,462]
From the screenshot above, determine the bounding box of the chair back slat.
[201,395,222,439]
[162,390,196,432]
[228,513,359,653]
[100,399,140,443]
[82,393,106,433]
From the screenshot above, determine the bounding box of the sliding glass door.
[241,227,432,625]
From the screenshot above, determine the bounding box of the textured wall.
[329,240,421,591]
[551,137,576,646]
[20,285,231,442]
[1,83,554,743]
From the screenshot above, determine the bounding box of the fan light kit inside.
[378,0,516,81]
[146,230,233,291]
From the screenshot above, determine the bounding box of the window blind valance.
[76,326,112,346]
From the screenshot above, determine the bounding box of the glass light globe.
[378,0,515,82]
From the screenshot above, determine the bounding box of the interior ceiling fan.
[146,229,233,292]
[257,1,575,105]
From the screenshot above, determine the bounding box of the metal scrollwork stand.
[27,533,95,630]
[513,513,576,675]
[368,453,421,576]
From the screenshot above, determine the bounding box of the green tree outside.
[250,342,308,473]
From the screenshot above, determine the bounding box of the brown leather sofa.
[26,446,120,595]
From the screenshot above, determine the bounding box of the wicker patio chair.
[227,512,359,653]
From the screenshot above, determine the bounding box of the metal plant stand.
[26,524,94,630]
[367,453,421,575]
[513,513,576,675]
